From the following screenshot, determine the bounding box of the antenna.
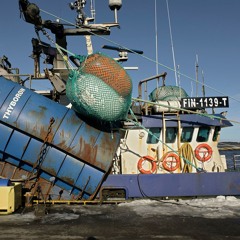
[177,64,181,87]
[90,0,96,21]
[109,0,122,23]
[155,0,159,75]
[201,69,206,97]
[195,54,199,97]
[69,0,87,26]
[166,0,178,86]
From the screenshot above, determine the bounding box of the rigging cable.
[38,8,240,127]
[166,0,178,86]
[154,0,159,76]
[39,8,240,106]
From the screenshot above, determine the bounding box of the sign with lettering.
[181,96,229,109]
[3,88,26,119]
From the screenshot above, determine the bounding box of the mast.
[166,0,178,86]
[202,69,206,97]
[155,0,159,75]
[90,0,96,21]
[195,54,199,97]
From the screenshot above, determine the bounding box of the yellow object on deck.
[0,182,22,214]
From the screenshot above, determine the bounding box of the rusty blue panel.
[4,130,30,167]
[20,162,33,172]
[57,155,84,186]
[75,165,104,195]
[5,130,30,159]
[22,138,43,165]
[41,147,66,176]
[71,187,90,199]
[55,179,74,192]
[82,192,90,199]
[94,131,119,170]
[40,171,53,183]
[52,110,83,149]
[0,77,15,108]
[16,93,67,139]
[69,122,100,161]
[0,123,12,151]
[4,156,20,167]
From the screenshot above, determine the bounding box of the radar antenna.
[102,45,143,62]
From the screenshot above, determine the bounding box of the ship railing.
[233,155,240,170]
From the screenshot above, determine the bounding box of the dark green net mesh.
[66,53,132,122]
[149,85,189,101]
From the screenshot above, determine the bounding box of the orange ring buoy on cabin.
[162,152,180,172]
[137,155,157,174]
[194,143,213,162]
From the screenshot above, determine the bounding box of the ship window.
[166,127,177,143]
[181,127,194,142]
[197,126,210,142]
[147,128,161,144]
[213,126,221,141]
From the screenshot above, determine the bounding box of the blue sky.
[1,0,240,141]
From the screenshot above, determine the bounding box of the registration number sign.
[181,96,229,109]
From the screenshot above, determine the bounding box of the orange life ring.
[162,152,180,172]
[137,155,157,174]
[194,143,213,162]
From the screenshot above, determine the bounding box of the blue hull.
[101,172,240,198]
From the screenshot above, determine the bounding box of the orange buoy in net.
[194,143,213,162]
[66,53,132,122]
[162,152,180,172]
[137,156,157,174]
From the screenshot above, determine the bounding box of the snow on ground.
[1,196,240,224]
[119,196,240,219]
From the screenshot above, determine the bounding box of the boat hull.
[101,172,240,199]
[0,76,121,200]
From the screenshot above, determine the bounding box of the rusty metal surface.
[0,76,121,200]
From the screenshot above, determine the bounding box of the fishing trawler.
[0,0,239,207]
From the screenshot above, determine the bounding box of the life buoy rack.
[162,152,180,172]
[194,143,213,162]
[137,155,157,174]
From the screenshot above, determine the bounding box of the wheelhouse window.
[147,128,161,144]
[197,126,210,142]
[166,127,177,143]
[212,126,221,141]
[181,127,194,142]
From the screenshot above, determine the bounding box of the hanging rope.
[179,143,198,173]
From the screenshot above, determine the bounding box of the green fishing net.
[66,53,132,122]
[149,85,189,101]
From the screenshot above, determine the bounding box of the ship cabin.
[112,73,232,175]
